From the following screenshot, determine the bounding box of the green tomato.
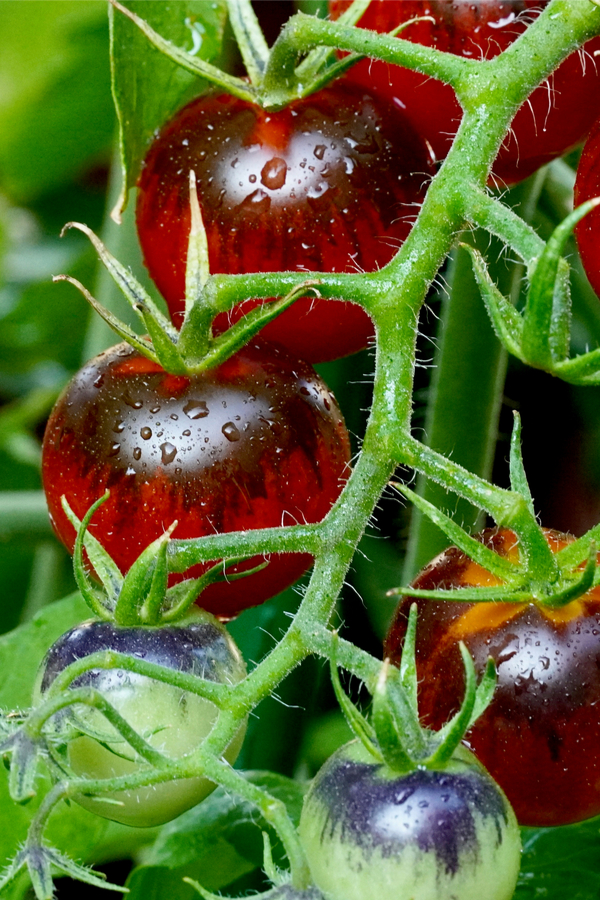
[35,613,246,827]
[299,740,521,900]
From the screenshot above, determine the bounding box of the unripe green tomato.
[299,740,521,900]
[35,613,246,827]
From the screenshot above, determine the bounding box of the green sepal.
[392,483,523,582]
[462,244,524,358]
[509,411,535,517]
[262,831,288,888]
[330,634,381,761]
[62,222,177,340]
[226,0,269,82]
[554,346,600,386]
[133,303,187,374]
[110,0,257,102]
[543,541,597,608]
[372,661,414,772]
[180,280,321,372]
[185,170,211,321]
[467,656,497,731]
[398,602,418,716]
[114,523,177,626]
[52,275,161,365]
[390,584,529,603]
[62,494,120,619]
[523,198,600,367]
[161,557,268,623]
[24,844,54,900]
[43,845,127,895]
[425,643,479,768]
[7,730,41,804]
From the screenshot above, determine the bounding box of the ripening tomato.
[385,527,600,827]
[35,613,246,827]
[41,340,350,620]
[330,1,600,183]
[299,740,521,900]
[136,84,434,362]
[575,115,600,300]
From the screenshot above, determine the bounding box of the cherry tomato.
[575,115,600,300]
[41,340,351,620]
[135,84,434,362]
[299,739,521,900]
[330,1,600,183]
[385,527,600,827]
[35,613,246,827]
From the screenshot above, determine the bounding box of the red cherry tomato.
[575,116,600,300]
[385,527,600,827]
[330,1,600,184]
[42,340,351,620]
[136,84,434,362]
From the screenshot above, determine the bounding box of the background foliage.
[1,2,600,897]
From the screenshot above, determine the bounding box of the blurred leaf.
[0,243,95,397]
[110,0,228,219]
[0,1,114,202]
[515,818,600,899]
[127,772,306,898]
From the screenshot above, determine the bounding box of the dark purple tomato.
[35,614,247,826]
[385,527,600,827]
[330,1,600,183]
[298,740,521,900]
[575,115,600,300]
[136,84,434,362]
[41,340,351,620]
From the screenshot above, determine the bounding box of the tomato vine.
[2,1,600,898]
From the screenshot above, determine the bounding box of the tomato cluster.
[385,528,600,828]
[330,0,600,183]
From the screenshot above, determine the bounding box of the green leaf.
[126,773,307,898]
[110,0,229,220]
[515,818,600,900]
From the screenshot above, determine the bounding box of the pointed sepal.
[463,244,524,358]
[509,411,535,517]
[62,493,120,618]
[523,198,600,367]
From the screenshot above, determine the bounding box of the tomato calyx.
[462,196,600,385]
[330,605,496,776]
[56,218,323,377]
[65,492,265,627]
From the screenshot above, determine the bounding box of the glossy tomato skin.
[385,528,600,827]
[41,340,350,620]
[330,1,600,183]
[299,740,520,900]
[575,116,600,300]
[136,84,434,362]
[35,614,246,827]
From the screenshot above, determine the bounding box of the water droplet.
[170,413,179,420]
[314,144,326,160]
[150,405,161,414]
[160,442,177,464]
[261,157,287,190]
[123,391,143,410]
[113,420,125,433]
[109,443,120,456]
[140,427,152,440]
[222,422,241,442]
[183,429,191,436]
[184,399,209,419]
[249,173,257,183]
[133,447,142,460]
